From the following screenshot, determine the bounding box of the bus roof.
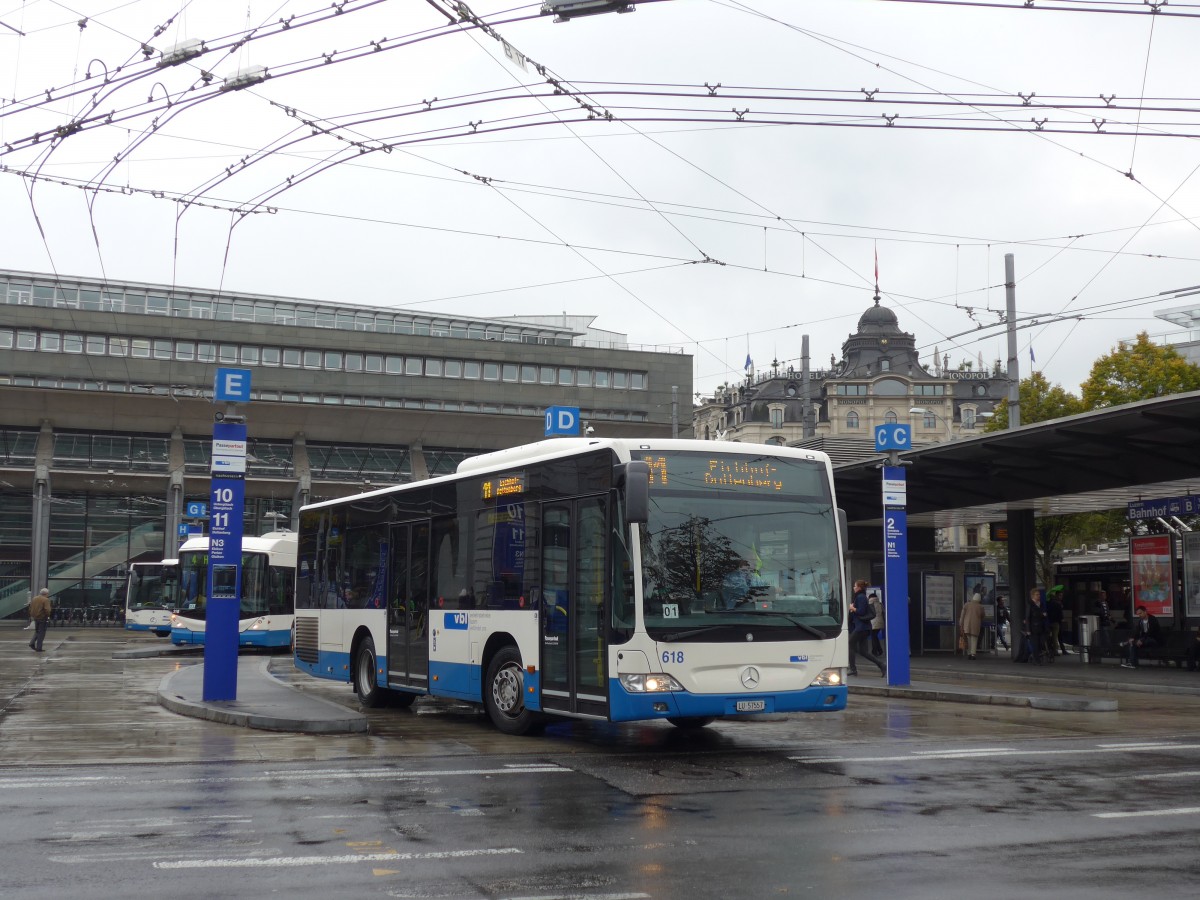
[177,530,297,555]
[301,438,834,513]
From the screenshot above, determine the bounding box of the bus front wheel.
[354,635,384,708]
[484,646,540,735]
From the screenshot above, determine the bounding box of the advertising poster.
[1131,534,1174,617]
[923,572,955,623]
[965,573,997,616]
[1184,532,1200,619]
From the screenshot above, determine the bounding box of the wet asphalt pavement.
[3,627,1200,899]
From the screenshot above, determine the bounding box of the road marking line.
[793,743,1200,765]
[910,748,1006,755]
[154,847,522,869]
[0,765,568,790]
[1133,770,1200,781]
[1094,807,1200,819]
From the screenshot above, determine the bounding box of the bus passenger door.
[539,496,609,719]
[387,523,409,685]
[388,522,431,688]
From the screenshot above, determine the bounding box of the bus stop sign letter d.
[545,406,580,436]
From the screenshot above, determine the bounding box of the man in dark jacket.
[848,580,885,678]
[1022,588,1050,663]
[1120,605,1161,669]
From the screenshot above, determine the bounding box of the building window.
[837,384,868,396]
[847,411,860,429]
[963,408,977,429]
[770,408,783,429]
[885,410,897,424]
[923,413,938,429]
[914,384,944,396]
[966,527,979,548]
[880,359,890,371]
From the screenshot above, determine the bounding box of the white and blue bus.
[124,559,179,636]
[170,531,297,648]
[294,438,849,735]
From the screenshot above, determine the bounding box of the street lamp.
[909,406,955,442]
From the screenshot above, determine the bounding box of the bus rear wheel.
[484,646,540,735]
[353,635,383,708]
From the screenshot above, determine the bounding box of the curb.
[851,684,1118,712]
[156,659,369,734]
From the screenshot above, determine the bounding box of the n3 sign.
[874,424,912,452]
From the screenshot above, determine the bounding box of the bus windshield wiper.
[657,623,746,642]
[737,610,827,639]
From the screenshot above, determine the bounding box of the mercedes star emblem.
[740,666,760,689]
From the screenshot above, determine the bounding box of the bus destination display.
[481,472,525,501]
[642,453,819,494]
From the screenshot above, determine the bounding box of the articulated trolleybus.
[124,559,179,637]
[293,438,849,734]
[170,531,297,648]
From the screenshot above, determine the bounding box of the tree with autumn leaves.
[983,333,1200,584]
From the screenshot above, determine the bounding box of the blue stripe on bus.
[606,679,847,721]
[429,660,480,701]
[293,648,352,681]
[126,622,170,635]
[171,628,291,648]
[239,629,291,648]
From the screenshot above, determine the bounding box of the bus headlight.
[809,668,844,687]
[169,614,180,627]
[619,673,684,693]
[249,617,267,630]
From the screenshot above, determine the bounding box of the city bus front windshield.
[638,451,842,642]
[127,566,176,611]
[178,551,270,621]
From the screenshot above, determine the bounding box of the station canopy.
[832,389,1200,529]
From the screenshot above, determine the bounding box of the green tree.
[982,371,1083,432]
[1080,332,1200,409]
[982,374,1120,588]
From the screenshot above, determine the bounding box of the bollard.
[1077,615,1094,664]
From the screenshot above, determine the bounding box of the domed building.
[692,297,1008,463]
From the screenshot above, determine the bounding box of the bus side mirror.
[617,461,649,525]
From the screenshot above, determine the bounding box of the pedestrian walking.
[959,592,984,660]
[994,596,1011,650]
[848,580,885,677]
[28,588,52,653]
[868,591,885,657]
[1046,586,1065,655]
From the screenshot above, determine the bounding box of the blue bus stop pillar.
[883,464,911,686]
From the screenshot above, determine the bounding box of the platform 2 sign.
[204,419,247,702]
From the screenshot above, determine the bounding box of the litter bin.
[1078,614,1098,664]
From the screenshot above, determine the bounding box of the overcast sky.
[2,0,1198,402]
